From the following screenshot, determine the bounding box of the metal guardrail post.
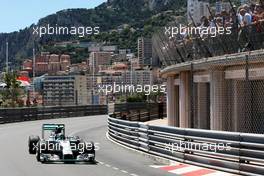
[138,123,149,152]
[238,133,243,171]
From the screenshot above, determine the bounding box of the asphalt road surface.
[0,115,177,176]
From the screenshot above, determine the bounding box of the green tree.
[127,92,146,102]
[148,89,165,103]
[1,72,21,107]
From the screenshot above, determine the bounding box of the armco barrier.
[0,105,107,123]
[111,102,166,122]
[108,116,264,176]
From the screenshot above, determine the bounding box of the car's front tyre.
[28,135,40,154]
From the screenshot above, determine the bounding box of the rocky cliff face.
[148,0,170,10]
[0,0,187,69]
[106,0,174,11]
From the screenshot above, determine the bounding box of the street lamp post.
[91,53,95,105]
[33,47,36,99]
[6,41,8,73]
[130,59,133,95]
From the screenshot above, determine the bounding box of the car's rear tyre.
[80,140,95,162]
[28,135,40,154]
[89,150,95,163]
[89,157,95,163]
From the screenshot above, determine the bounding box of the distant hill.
[0,0,188,69]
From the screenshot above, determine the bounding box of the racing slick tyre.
[89,150,96,163]
[82,141,95,163]
[28,135,40,154]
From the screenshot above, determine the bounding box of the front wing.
[39,153,95,163]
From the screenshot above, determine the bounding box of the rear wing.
[42,124,65,130]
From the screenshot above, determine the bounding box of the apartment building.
[122,70,154,86]
[138,37,152,67]
[43,75,88,106]
[34,53,71,76]
[88,51,112,73]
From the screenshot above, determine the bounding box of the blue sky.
[0,0,106,33]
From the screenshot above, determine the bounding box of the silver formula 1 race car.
[28,124,95,163]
